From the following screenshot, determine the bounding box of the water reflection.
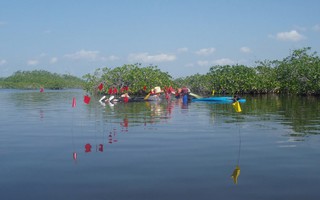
[2,90,320,199]
[85,143,92,153]
[79,95,247,185]
[120,116,129,132]
[102,100,175,127]
[70,99,178,162]
[73,152,77,161]
[232,125,242,185]
[6,90,319,136]
[65,93,320,164]
[39,109,44,119]
[202,94,320,136]
[231,165,241,184]
[181,102,188,110]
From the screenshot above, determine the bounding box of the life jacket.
[181,87,189,94]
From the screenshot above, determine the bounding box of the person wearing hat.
[120,93,130,103]
[181,86,191,104]
[147,86,163,101]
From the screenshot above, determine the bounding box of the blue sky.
[1,0,320,78]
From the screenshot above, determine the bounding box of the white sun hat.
[154,86,162,93]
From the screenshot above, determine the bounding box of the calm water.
[1,89,320,200]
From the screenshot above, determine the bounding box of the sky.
[1,0,320,78]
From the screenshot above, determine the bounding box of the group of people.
[98,85,192,106]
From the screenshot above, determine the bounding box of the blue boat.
[192,96,246,103]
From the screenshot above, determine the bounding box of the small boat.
[192,96,246,103]
[99,95,161,106]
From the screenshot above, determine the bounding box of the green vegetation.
[84,47,320,96]
[0,70,84,89]
[1,47,320,95]
[82,64,176,95]
[175,47,320,95]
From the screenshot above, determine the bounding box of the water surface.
[0,89,320,200]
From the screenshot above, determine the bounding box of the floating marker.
[84,95,91,104]
[232,101,242,112]
[72,97,76,107]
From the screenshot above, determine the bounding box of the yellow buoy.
[232,101,242,112]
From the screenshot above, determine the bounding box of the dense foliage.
[0,70,84,89]
[175,47,320,95]
[82,64,176,95]
[1,47,319,95]
[275,47,320,94]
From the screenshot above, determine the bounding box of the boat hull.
[192,96,246,103]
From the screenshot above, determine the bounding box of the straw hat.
[154,86,162,94]
[121,93,130,98]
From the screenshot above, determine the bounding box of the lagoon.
[0,89,320,200]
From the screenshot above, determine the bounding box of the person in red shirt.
[108,87,113,95]
[112,86,118,94]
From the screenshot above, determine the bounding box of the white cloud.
[0,59,7,65]
[197,60,209,66]
[240,46,251,53]
[195,48,216,56]
[196,58,235,67]
[128,53,176,63]
[177,47,188,53]
[312,24,320,32]
[50,57,58,64]
[275,30,306,41]
[101,55,119,61]
[65,49,101,61]
[27,59,39,66]
[65,50,120,62]
[213,58,235,65]
[109,55,119,61]
[184,63,194,68]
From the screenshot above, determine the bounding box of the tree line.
[84,47,320,96]
[1,47,319,95]
[0,70,84,89]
